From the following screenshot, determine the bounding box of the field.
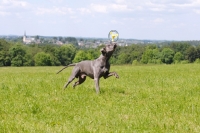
[0,64,200,132]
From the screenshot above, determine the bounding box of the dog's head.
[100,42,117,56]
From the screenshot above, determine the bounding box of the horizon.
[1,34,200,41]
[0,0,200,41]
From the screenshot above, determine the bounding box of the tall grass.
[0,64,200,132]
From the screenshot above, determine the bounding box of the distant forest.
[0,39,200,66]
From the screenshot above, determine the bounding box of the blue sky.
[0,0,200,40]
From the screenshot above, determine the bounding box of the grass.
[0,64,200,132]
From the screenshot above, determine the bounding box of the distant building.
[78,41,84,46]
[56,40,63,45]
[23,31,35,44]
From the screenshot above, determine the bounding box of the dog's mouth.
[113,43,117,49]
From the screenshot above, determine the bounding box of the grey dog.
[57,42,119,93]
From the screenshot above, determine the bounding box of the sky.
[0,0,200,40]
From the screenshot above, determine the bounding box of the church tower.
[23,31,26,43]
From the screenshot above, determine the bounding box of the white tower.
[23,31,26,43]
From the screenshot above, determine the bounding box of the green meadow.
[0,64,200,132]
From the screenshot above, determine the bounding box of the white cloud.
[116,0,126,4]
[0,11,10,16]
[194,9,200,14]
[110,3,133,12]
[141,0,200,14]
[69,16,82,23]
[78,8,91,15]
[90,2,134,13]
[35,7,74,15]
[1,0,28,8]
[0,0,29,16]
[73,19,82,23]
[171,0,200,7]
[122,17,135,21]
[70,16,77,19]
[145,1,166,12]
[173,23,186,28]
[150,7,165,12]
[153,18,164,23]
[49,0,63,4]
[111,20,124,25]
[103,22,108,25]
[90,3,107,13]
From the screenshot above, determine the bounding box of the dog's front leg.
[93,68,101,94]
[94,77,100,94]
[104,71,119,79]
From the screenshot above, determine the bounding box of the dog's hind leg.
[63,67,80,89]
[73,74,86,88]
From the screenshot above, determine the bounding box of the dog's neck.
[98,53,112,62]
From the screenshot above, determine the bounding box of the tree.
[130,51,141,62]
[34,52,53,66]
[9,44,26,66]
[39,44,61,66]
[169,42,190,54]
[185,46,197,63]
[0,39,11,66]
[86,49,99,60]
[23,53,34,66]
[35,35,39,40]
[11,55,24,66]
[55,44,76,65]
[196,45,200,59]
[53,37,57,43]
[116,53,131,64]
[141,49,153,64]
[173,52,183,63]
[128,44,145,63]
[65,37,78,46]
[73,50,89,63]
[161,48,174,64]
[58,36,62,41]
[141,47,161,64]
[0,51,11,66]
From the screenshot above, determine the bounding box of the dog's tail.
[56,63,76,74]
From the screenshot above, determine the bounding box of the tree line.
[0,39,200,66]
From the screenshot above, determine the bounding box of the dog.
[57,42,119,93]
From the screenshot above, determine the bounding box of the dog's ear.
[100,47,106,55]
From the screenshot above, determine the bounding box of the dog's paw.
[115,74,119,78]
